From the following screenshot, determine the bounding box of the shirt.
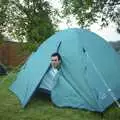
[40,67,58,91]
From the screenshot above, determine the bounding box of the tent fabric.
[10,28,120,112]
[10,35,61,107]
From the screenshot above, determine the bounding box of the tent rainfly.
[10,28,120,112]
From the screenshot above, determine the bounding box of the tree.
[3,0,57,51]
[0,0,9,43]
[62,0,120,31]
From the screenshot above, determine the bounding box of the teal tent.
[10,28,120,112]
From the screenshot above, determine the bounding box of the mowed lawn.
[0,71,120,120]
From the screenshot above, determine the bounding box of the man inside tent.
[39,52,61,94]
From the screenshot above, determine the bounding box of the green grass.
[0,72,120,120]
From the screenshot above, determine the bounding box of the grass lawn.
[0,71,120,120]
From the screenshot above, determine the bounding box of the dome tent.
[10,28,120,112]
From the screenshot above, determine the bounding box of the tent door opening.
[39,66,59,93]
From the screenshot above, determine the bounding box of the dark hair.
[51,52,61,60]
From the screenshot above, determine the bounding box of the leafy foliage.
[63,0,120,30]
[0,0,9,42]
[0,0,57,51]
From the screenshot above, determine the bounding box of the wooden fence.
[0,41,29,67]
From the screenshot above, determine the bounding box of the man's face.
[51,56,60,69]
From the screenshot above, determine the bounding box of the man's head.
[51,52,61,69]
